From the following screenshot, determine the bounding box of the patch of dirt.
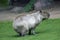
[0,8,60,21]
[0,3,60,21]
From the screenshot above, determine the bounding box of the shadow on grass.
[11,30,50,37]
[11,35,21,37]
[0,29,50,38]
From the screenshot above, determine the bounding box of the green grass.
[0,0,8,7]
[0,0,36,11]
[24,0,36,12]
[0,19,60,40]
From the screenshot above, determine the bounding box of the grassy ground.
[0,0,8,7]
[0,0,35,11]
[0,19,60,40]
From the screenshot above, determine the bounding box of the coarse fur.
[13,10,50,36]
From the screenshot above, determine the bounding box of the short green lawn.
[0,19,60,40]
